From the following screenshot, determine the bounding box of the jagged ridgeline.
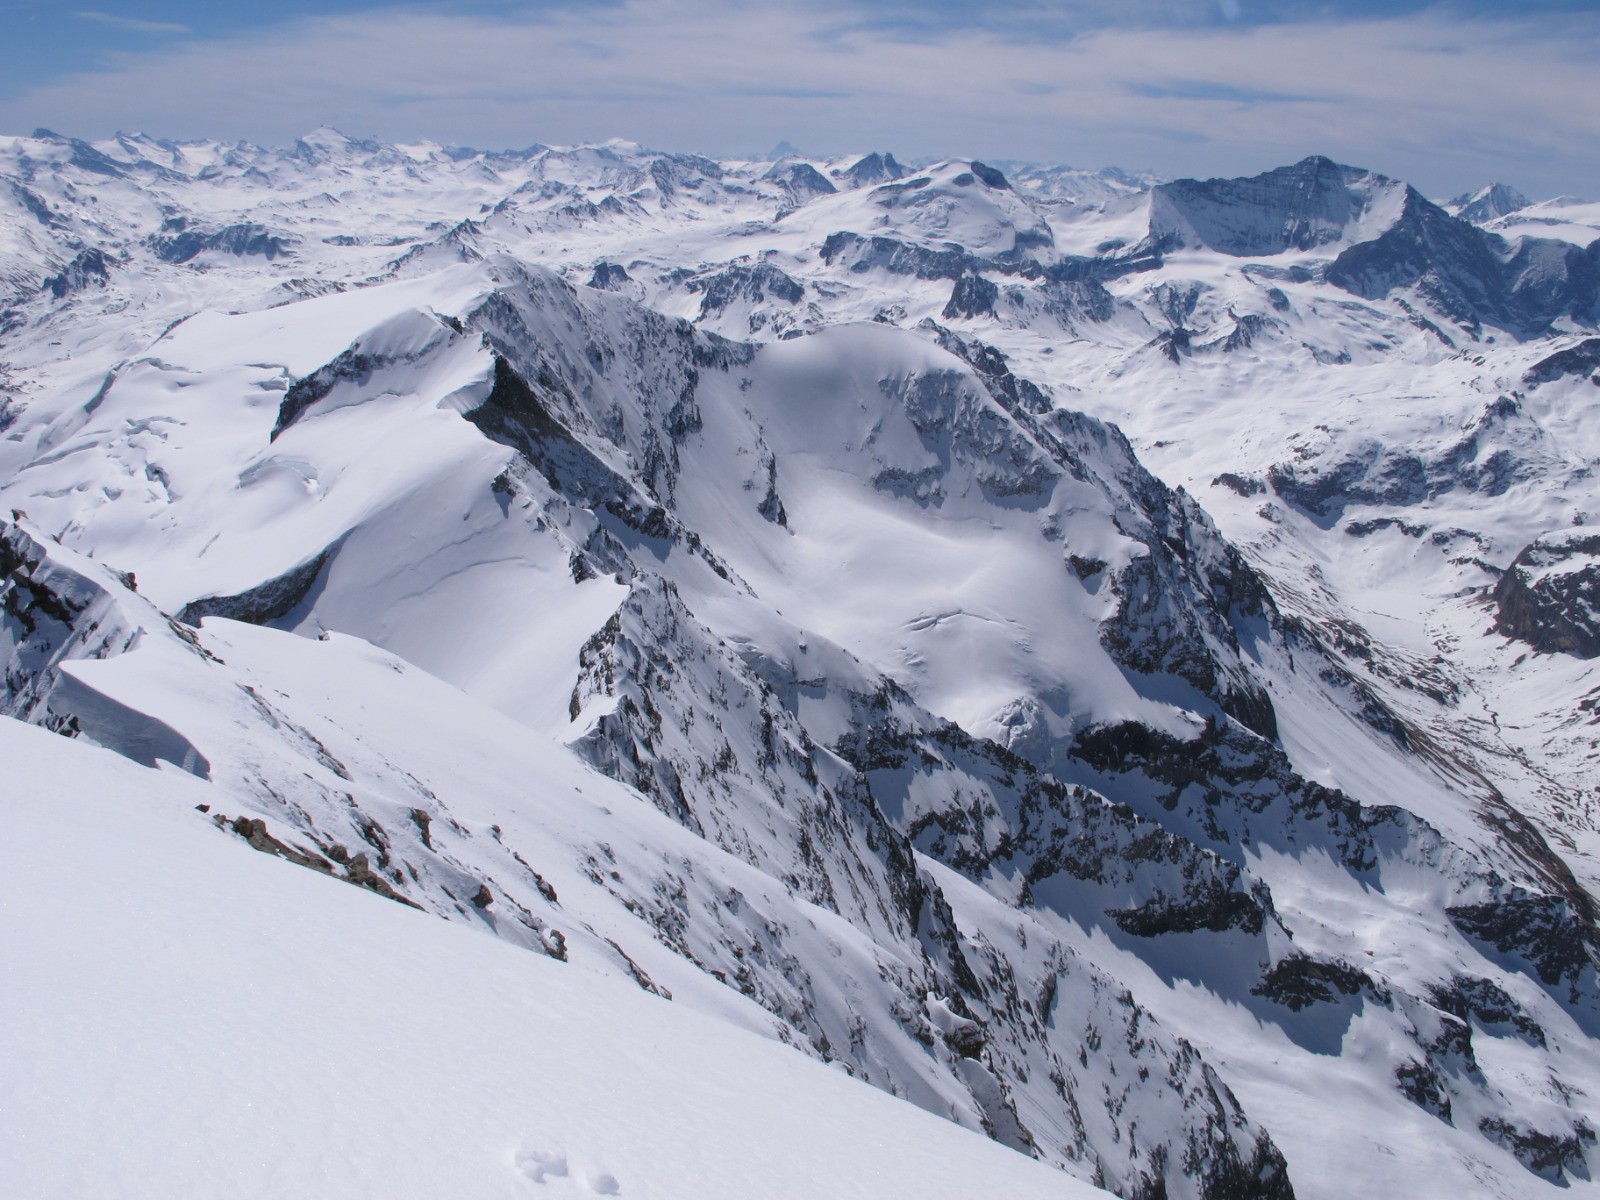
[4,130,1600,1200]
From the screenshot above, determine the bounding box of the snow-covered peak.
[1148,155,1409,257]
[1446,182,1532,225]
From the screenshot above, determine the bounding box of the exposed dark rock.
[43,248,113,298]
[1395,1059,1453,1121]
[1328,190,1600,339]
[821,232,980,281]
[464,355,672,541]
[1524,337,1600,385]
[1217,313,1275,352]
[1448,890,1599,998]
[1069,555,1107,580]
[764,161,836,207]
[1448,183,1530,225]
[1479,1116,1596,1183]
[151,222,294,264]
[969,161,1011,190]
[178,541,340,628]
[1150,157,1385,256]
[1214,473,1265,498]
[11,182,62,228]
[1426,974,1547,1047]
[587,261,632,290]
[1493,530,1600,657]
[689,263,804,319]
[1252,954,1378,1011]
[837,152,906,188]
[942,272,998,320]
[1344,516,1424,538]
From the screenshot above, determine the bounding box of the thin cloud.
[3,2,1595,198]
[74,10,191,34]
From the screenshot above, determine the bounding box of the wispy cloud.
[4,1,1596,197]
[74,10,191,35]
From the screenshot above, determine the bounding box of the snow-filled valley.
[4,127,1600,1199]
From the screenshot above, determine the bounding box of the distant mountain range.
[5,126,1600,1200]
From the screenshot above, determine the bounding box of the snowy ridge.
[5,128,1600,1199]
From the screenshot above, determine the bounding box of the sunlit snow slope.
[4,128,1600,1200]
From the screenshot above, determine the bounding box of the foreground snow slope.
[0,717,1098,1200]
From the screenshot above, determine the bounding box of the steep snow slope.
[0,719,1102,1200]
[6,129,1600,1200]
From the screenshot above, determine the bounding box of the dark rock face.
[11,181,63,228]
[273,348,379,440]
[1493,531,1600,658]
[1214,473,1265,498]
[763,161,837,207]
[1150,156,1384,257]
[1266,396,1535,524]
[587,261,632,290]
[942,272,998,320]
[1427,975,1547,1046]
[1448,183,1530,225]
[151,222,294,264]
[822,231,982,281]
[1251,954,1376,1012]
[969,161,1011,190]
[690,263,804,319]
[1479,1117,1597,1184]
[1449,890,1600,998]
[839,151,906,188]
[1036,277,1118,324]
[178,541,341,628]
[43,248,113,298]
[1328,190,1600,339]
[1524,337,1600,385]
[466,355,672,541]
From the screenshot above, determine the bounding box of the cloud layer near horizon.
[3,1,1596,197]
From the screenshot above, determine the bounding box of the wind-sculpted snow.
[6,126,1600,1199]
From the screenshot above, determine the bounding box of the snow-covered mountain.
[5,127,1600,1200]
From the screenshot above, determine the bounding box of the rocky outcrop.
[151,220,294,264]
[178,540,341,628]
[763,161,837,208]
[1150,157,1393,256]
[1447,183,1530,225]
[690,263,804,319]
[1524,337,1600,386]
[838,151,906,188]
[1328,190,1600,339]
[942,272,998,320]
[43,248,113,298]
[1493,530,1600,658]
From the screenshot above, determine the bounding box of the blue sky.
[2,1,1597,197]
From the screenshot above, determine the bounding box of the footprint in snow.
[515,1144,569,1183]
[515,1142,620,1194]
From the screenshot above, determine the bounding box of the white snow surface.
[5,127,1600,1200]
[0,719,1093,1200]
